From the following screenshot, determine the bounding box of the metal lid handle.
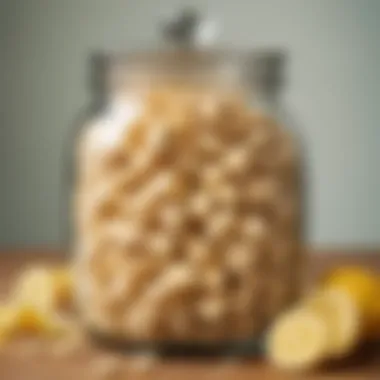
[161,8,218,48]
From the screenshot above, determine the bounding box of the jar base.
[88,328,264,357]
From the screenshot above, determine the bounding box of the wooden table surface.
[0,250,379,380]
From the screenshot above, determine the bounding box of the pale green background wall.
[1,0,380,248]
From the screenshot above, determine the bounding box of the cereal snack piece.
[198,296,226,322]
[188,192,213,217]
[242,216,269,243]
[12,267,57,313]
[226,244,257,273]
[126,265,199,339]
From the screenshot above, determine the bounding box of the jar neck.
[99,49,285,113]
[104,68,282,118]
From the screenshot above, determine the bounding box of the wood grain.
[0,250,379,380]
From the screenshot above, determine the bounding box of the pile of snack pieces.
[0,265,160,378]
[0,264,379,375]
[75,86,301,341]
[0,266,74,344]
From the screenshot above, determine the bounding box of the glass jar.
[72,14,304,350]
[61,53,109,252]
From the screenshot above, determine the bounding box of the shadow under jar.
[72,46,305,354]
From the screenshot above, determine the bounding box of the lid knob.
[162,8,199,46]
[161,8,217,48]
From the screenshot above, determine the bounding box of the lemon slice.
[323,266,380,339]
[267,308,329,370]
[305,288,361,357]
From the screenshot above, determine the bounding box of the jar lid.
[89,8,286,93]
[106,8,285,66]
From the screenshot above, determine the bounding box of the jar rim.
[101,47,286,69]
[89,47,287,97]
